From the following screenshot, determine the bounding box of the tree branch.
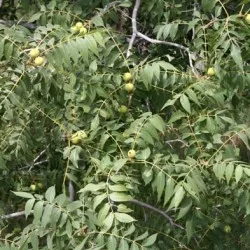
[126,0,140,58]
[1,210,33,219]
[126,0,198,76]
[130,198,184,230]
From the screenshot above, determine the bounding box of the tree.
[1,0,250,249]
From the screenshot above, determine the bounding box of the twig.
[137,32,189,51]
[28,146,49,171]
[126,0,140,58]
[0,19,37,30]
[20,160,48,170]
[165,139,188,148]
[126,0,198,76]
[145,97,151,112]
[130,198,184,230]
[0,0,3,8]
[68,180,75,201]
[1,210,33,219]
[103,0,121,12]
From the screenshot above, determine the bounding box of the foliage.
[1,0,250,249]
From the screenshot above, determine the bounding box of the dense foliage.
[1,0,250,249]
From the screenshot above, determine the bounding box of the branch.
[1,210,33,219]
[19,160,48,170]
[126,0,140,58]
[0,0,3,8]
[0,19,37,30]
[68,180,75,201]
[137,32,189,51]
[130,198,184,230]
[126,0,199,76]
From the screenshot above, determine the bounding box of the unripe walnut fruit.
[30,184,36,191]
[245,14,250,24]
[29,48,40,58]
[34,56,44,66]
[207,67,215,76]
[123,72,132,82]
[70,130,87,144]
[75,22,83,29]
[128,149,136,159]
[79,27,87,34]
[118,105,128,113]
[71,26,78,33]
[124,83,134,93]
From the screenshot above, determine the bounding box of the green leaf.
[244,167,250,177]
[140,64,153,89]
[202,0,216,11]
[174,186,185,208]
[225,162,234,184]
[25,199,35,218]
[136,147,151,160]
[158,61,178,71]
[91,114,100,131]
[33,200,44,223]
[12,191,34,199]
[45,186,56,202]
[114,212,136,223]
[142,233,158,247]
[186,219,193,242]
[69,146,82,168]
[164,178,175,205]
[149,115,166,133]
[123,224,136,236]
[66,200,83,212]
[0,39,5,60]
[41,204,53,227]
[213,162,226,181]
[156,171,165,201]
[107,235,117,250]
[177,199,193,220]
[93,193,107,210]
[108,184,128,192]
[235,165,243,183]
[92,15,104,26]
[169,110,186,123]
[135,231,148,241]
[103,212,114,231]
[98,203,110,223]
[118,238,129,250]
[130,242,140,250]
[113,158,128,172]
[231,43,243,71]
[28,12,42,22]
[51,207,62,226]
[75,236,89,250]
[79,182,106,193]
[180,94,191,114]
[109,192,132,202]
[186,89,200,106]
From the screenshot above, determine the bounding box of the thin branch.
[33,148,47,163]
[0,19,37,30]
[126,0,141,57]
[68,180,75,201]
[1,210,33,219]
[137,32,189,51]
[20,159,48,170]
[126,0,198,76]
[165,139,188,148]
[130,198,184,230]
[0,0,3,8]
[28,146,49,171]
